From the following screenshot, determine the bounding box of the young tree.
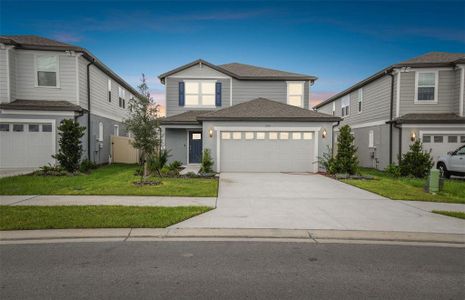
[334,125,359,175]
[124,74,161,179]
[399,140,433,178]
[53,119,86,173]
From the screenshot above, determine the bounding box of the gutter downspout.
[87,59,95,161]
[393,123,402,165]
[387,70,395,165]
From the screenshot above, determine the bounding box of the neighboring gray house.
[314,52,465,170]
[0,35,141,169]
[159,59,339,173]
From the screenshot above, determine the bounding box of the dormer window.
[36,55,59,87]
[287,82,304,107]
[415,71,438,103]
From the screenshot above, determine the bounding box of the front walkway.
[0,195,216,207]
[173,173,465,234]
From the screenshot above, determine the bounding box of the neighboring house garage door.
[219,130,317,173]
[421,132,465,163]
[0,121,55,168]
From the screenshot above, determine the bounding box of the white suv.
[436,145,465,178]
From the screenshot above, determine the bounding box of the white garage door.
[0,121,55,168]
[220,131,316,173]
[422,133,465,163]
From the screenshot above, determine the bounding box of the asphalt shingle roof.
[197,98,340,122]
[158,59,316,82]
[391,113,465,124]
[395,52,465,66]
[161,110,210,125]
[0,99,82,112]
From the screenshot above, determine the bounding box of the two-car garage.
[219,130,317,173]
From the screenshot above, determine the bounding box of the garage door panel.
[0,122,55,168]
[220,132,314,173]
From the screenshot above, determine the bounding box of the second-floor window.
[118,87,126,108]
[36,55,58,87]
[332,102,335,116]
[357,88,363,113]
[108,79,112,102]
[415,71,437,102]
[341,95,350,117]
[185,81,215,106]
[287,82,304,107]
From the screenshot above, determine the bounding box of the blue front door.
[189,132,202,163]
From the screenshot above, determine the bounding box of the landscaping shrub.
[399,140,433,178]
[80,159,98,173]
[318,145,337,174]
[34,164,67,176]
[334,125,359,175]
[168,160,184,171]
[148,149,171,177]
[53,119,86,173]
[199,149,214,174]
[384,164,401,178]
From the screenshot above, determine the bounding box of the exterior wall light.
[410,131,416,142]
[209,128,213,138]
[322,128,327,139]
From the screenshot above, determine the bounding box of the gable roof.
[158,59,317,83]
[313,51,465,109]
[197,98,340,122]
[0,35,142,99]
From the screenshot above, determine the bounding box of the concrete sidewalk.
[0,195,216,207]
[401,201,465,213]
[0,228,464,245]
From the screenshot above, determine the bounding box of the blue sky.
[1,0,465,110]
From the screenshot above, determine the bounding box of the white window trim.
[341,95,350,117]
[414,70,438,104]
[34,54,60,88]
[98,122,104,142]
[286,81,305,107]
[357,88,363,113]
[184,80,217,108]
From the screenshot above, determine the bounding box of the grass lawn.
[432,210,465,220]
[0,205,211,230]
[342,168,465,204]
[0,164,218,197]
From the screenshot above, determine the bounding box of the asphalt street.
[0,241,464,299]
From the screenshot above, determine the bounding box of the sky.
[1,0,465,113]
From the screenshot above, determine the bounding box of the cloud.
[310,91,337,108]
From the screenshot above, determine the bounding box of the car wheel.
[437,163,450,179]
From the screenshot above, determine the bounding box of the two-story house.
[0,35,141,169]
[159,59,340,173]
[314,52,465,170]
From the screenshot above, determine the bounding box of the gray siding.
[350,124,391,170]
[164,128,190,164]
[165,77,231,117]
[0,49,8,103]
[399,70,459,114]
[164,62,311,117]
[15,50,77,103]
[9,48,16,101]
[78,56,129,122]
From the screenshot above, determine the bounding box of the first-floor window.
[368,130,374,148]
[113,125,119,136]
[98,122,104,142]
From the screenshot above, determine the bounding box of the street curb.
[1,228,464,245]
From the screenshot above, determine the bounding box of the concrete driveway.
[173,173,465,234]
